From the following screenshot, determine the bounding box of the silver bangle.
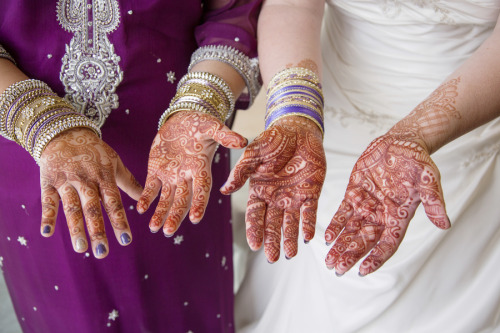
[0,44,16,65]
[188,45,261,107]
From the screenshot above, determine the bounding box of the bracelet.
[0,79,101,162]
[158,72,235,129]
[265,67,324,137]
[0,44,16,65]
[188,45,261,107]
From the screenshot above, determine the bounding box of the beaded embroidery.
[57,0,123,127]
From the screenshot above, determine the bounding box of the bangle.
[0,79,101,162]
[0,44,16,65]
[189,45,261,107]
[265,67,324,137]
[158,72,235,129]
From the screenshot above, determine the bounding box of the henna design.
[138,111,247,235]
[39,128,139,258]
[286,59,320,76]
[325,79,459,276]
[222,116,326,262]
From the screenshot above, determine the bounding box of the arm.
[0,49,142,259]
[221,0,327,262]
[136,0,262,236]
[326,13,500,276]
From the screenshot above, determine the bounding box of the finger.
[149,184,174,233]
[325,217,363,272]
[100,183,132,246]
[190,173,212,223]
[325,199,354,245]
[212,123,248,149]
[220,144,261,195]
[335,223,385,276]
[79,184,108,259]
[301,200,318,243]
[264,205,283,263]
[419,165,450,229]
[359,220,411,276]
[40,182,60,237]
[115,156,143,201]
[245,189,266,251]
[58,183,88,253]
[137,174,162,214]
[282,209,300,259]
[163,179,191,236]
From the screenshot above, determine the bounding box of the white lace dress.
[235,1,500,332]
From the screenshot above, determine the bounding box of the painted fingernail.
[304,239,310,244]
[75,238,87,251]
[335,271,344,277]
[358,272,366,278]
[42,225,51,234]
[267,259,275,264]
[96,243,107,256]
[325,241,332,246]
[120,233,131,245]
[150,228,159,234]
[285,255,291,260]
[163,232,173,238]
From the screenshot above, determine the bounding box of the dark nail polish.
[120,233,131,245]
[96,243,107,256]
[285,255,291,260]
[335,271,344,277]
[267,259,275,264]
[325,241,332,246]
[42,225,51,234]
[304,239,310,244]
[358,272,366,278]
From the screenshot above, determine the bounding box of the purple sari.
[0,0,260,332]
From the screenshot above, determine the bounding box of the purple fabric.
[0,0,261,332]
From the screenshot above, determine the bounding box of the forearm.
[391,17,500,154]
[0,58,28,93]
[258,0,324,84]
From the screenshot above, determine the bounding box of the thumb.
[220,145,260,195]
[419,165,451,230]
[115,156,143,201]
[213,124,248,149]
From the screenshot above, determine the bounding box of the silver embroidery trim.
[57,0,123,127]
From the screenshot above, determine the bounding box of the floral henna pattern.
[222,116,326,262]
[285,59,320,76]
[138,111,247,236]
[325,79,459,276]
[39,128,141,258]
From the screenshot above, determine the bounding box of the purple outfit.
[0,1,260,332]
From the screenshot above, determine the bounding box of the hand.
[137,111,247,236]
[39,128,143,259]
[325,134,451,276]
[221,116,326,262]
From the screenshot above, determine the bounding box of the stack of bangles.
[265,67,324,138]
[0,79,101,163]
[158,72,235,129]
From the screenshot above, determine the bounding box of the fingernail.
[304,239,310,244]
[358,272,366,278]
[96,243,107,256]
[163,233,173,238]
[42,225,51,234]
[285,255,291,260]
[335,271,344,277]
[75,238,87,251]
[120,233,131,245]
[325,241,332,246]
[267,259,275,264]
[326,265,334,270]
[150,228,159,234]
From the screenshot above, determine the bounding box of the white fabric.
[235,1,500,332]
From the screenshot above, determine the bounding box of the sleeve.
[193,0,263,109]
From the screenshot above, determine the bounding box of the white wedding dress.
[235,1,500,332]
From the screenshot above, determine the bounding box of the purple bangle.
[267,85,323,106]
[28,110,76,152]
[265,106,324,133]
